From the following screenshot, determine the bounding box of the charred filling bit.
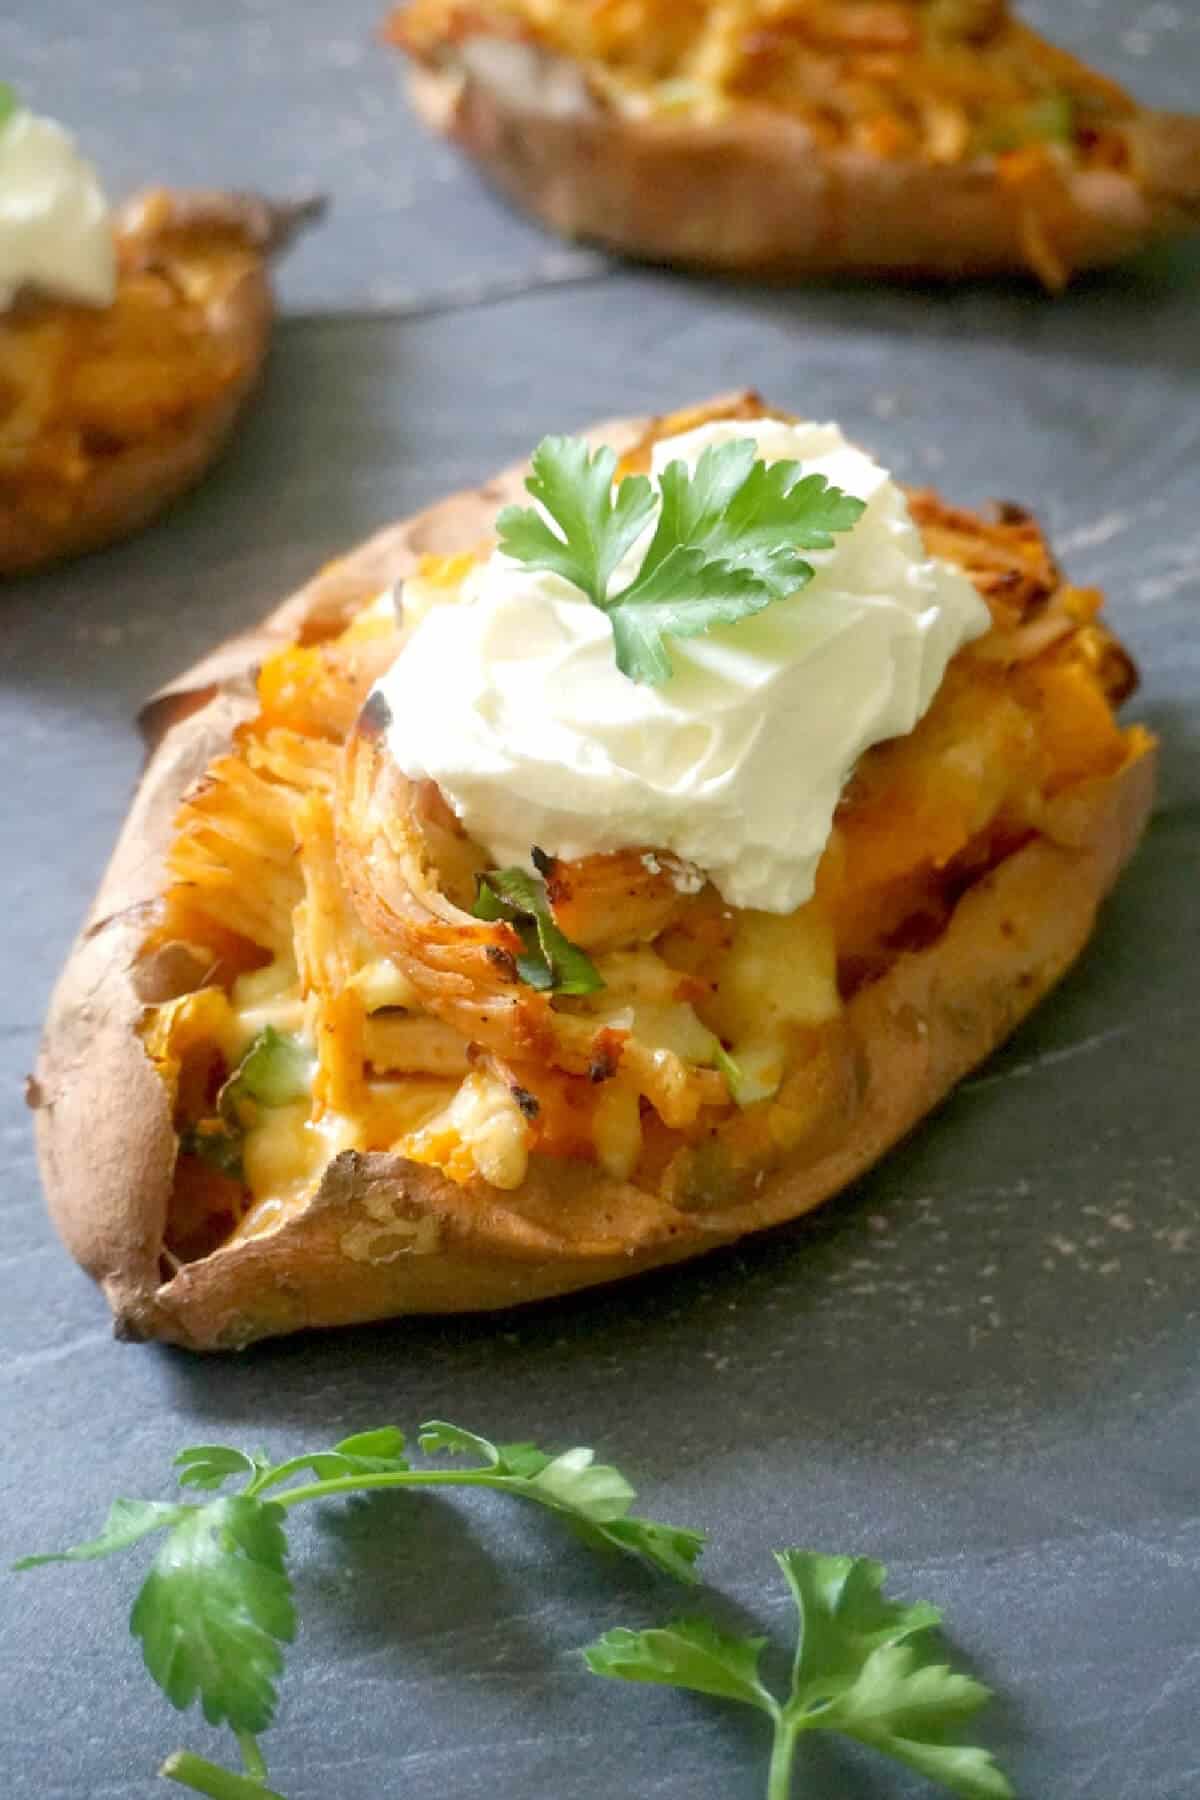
[140,400,1145,1262]
[357,686,393,738]
[588,1033,623,1084]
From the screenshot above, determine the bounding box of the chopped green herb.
[475,862,604,996]
[219,1026,313,1125]
[0,85,18,132]
[982,93,1075,152]
[179,1123,244,1183]
[179,1029,314,1184]
[497,435,864,685]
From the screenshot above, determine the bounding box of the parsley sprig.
[585,1550,1014,1800]
[474,858,604,995]
[17,1420,701,1798]
[16,1429,1012,1799]
[497,435,865,684]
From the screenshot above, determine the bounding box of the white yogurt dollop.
[0,106,116,309]
[377,417,991,913]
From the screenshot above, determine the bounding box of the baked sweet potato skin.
[0,190,320,577]
[32,402,1156,1350]
[400,35,1200,284]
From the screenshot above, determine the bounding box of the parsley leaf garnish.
[496,435,865,685]
[584,1549,1014,1799]
[474,862,604,996]
[496,434,658,605]
[0,86,18,133]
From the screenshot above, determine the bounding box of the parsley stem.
[766,1717,801,1800]
[237,1733,269,1784]
[270,1468,545,1511]
[159,1749,285,1800]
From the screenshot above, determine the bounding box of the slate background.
[2,4,1198,1798]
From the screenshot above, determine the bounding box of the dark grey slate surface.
[2,5,1199,1798]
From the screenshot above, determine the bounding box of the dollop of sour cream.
[378,417,991,914]
[0,107,116,310]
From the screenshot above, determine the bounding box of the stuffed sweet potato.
[387,0,1200,287]
[33,393,1155,1349]
[0,189,320,575]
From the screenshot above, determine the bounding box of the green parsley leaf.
[584,1549,1013,1800]
[496,436,657,606]
[817,1643,1012,1798]
[13,1499,188,1569]
[418,1421,705,1581]
[498,434,865,685]
[175,1448,262,1494]
[520,1446,637,1522]
[474,864,604,997]
[0,85,17,132]
[585,1518,708,1586]
[257,1428,411,1489]
[130,1497,294,1734]
[777,1549,941,1706]
[416,1421,504,1463]
[420,1422,634,1519]
[606,551,781,686]
[584,1618,775,1710]
[331,1426,408,1465]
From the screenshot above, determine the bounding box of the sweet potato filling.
[0,196,273,529]
[389,0,1144,286]
[140,398,1145,1267]
[389,0,1135,169]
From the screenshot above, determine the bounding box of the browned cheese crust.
[0,191,321,576]
[32,405,1157,1349]
[404,39,1200,283]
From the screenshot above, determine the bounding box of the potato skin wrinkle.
[387,1,1200,286]
[33,394,1156,1349]
[0,189,321,575]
